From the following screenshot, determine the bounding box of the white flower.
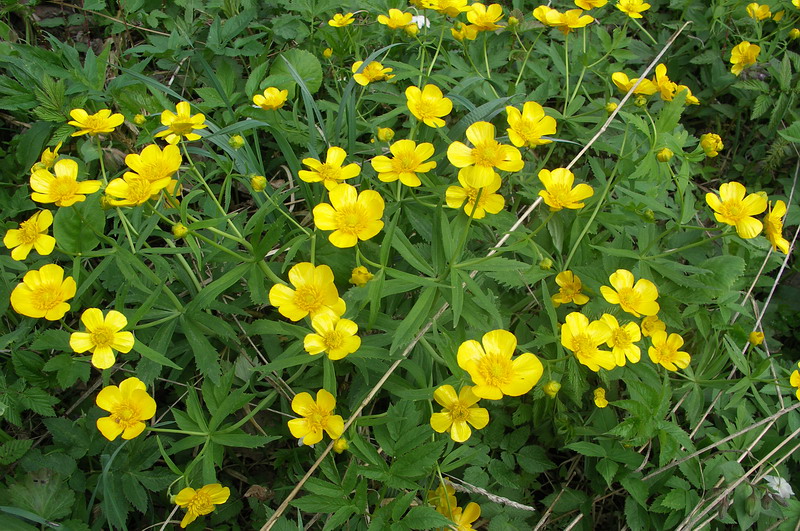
[764,475,794,499]
[411,15,430,29]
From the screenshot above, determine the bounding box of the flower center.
[32,284,62,312]
[719,200,747,221]
[317,164,341,183]
[615,287,639,312]
[472,141,501,167]
[323,330,344,351]
[571,334,596,360]
[653,344,675,363]
[611,327,631,347]
[335,206,367,235]
[51,176,79,202]
[449,403,471,422]
[83,116,106,132]
[476,354,513,387]
[169,120,195,135]
[416,99,439,120]
[186,490,214,516]
[91,325,115,348]
[394,155,418,173]
[111,401,141,428]
[294,286,323,313]
[126,177,154,204]
[547,183,572,208]
[18,218,41,244]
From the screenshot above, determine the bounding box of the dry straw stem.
[260,20,692,531]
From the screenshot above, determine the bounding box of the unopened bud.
[229,134,245,150]
[405,24,419,37]
[790,28,800,40]
[543,381,561,398]
[656,148,674,162]
[133,113,146,125]
[251,175,267,192]
[634,95,647,107]
[605,102,618,113]
[376,127,395,142]
[748,331,764,346]
[172,223,189,239]
[333,437,349,453]
[507,16,519,29]
[323,47,333,59]
[539,258,553,270]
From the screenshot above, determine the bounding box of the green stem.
[631,17,657,45]
[643,232,730,261]
[148,427,207,437]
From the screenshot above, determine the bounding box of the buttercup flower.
[611,72,657,95]
[70,308,135,370]
[652,64,677,101]
[424,0,470,17]
[30,159,101,207]
[600,269,660,317]
[313,183,385,248]
[576,0,608,8]
[764,200,790,254]
[155,101,207,144]
[68,108,124,137]
[445,171,505,219]
[299,146,361,190]
[452,22,480,41]
[10,264,76,321]
[328,13,355,27]
[430,385,489,443]
[378,8,413,29]
[449,502,481,530]
[746,3,771,20]
[600,313,642,365]
[730,41,760,76]
[406,84,453,128]
[95,377,156,440]
[447,121,524,188]
[31,142,63,172]
[748,331,765,346]
[593,388,609,408]
[175,484,230,528]
[552,9,595,34]
[304,314,361,360]
[352,61,394,86]
[640,315,666,337]
[551,270,589,306]
[428,483,458,517]
[323,47,333,58]
[349,266,373,286]
[253,87,288,110]
[648,331,690,371]
[676,85,700,105]
[506,102,557,148]
[561,312,616,371]
[705,181,767,239]
[467,3,504,32]
[700,133,724,157]
[543,380,561,398]
[3,210,56,261]
[371,139,436,187]
[533,5,559,25]
[616,0,650,18]
[105,173,172,207]
[251,175,267,192]
[287,389,344,445]
[125,144,182,184]
[538,168,594,211]
[268,262,346,321]
[457,329,543,400]
[790,363,800,400]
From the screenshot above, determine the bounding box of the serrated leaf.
[53,194,104,254]
[270,48,323,95]
[401,506,453,530]
[517,445,556,475]
[566,441,606,457]
[0,438,33,465]
[8,473,75,521]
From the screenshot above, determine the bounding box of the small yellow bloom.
[313,183,385,248]
[748,331,765,346]
[640,315,666,338]
[457,329,544,400]
[452,22,480,41]
[349,266,373,287]
[601,313,642,365]
[542,380,561,398]
[377,8,413,29]
[600,269,660,318]
[376,127,395,142]
[790,28,800,40]
[3,210,56,261]
[70,308,135,370]
[269,262,346,322]
[561,312,616,371]
[730,41,760,76]
[125,144,182,183]
[372,139,436,187]
[333,437,350,453]
[31,142,63,173]
[551,270,589,307]
[790,363,800,401]
[538,168,594,211]
[648,331,690,371]
[405,84,453,129]
[328,13,355,27]
[30,159,101,207]
[304,314,361,360]
[251,175,267,192]
[68,108,124,137]
[175,484,230,528]
[352,60,394,86]
[705,181,767,239]
[675,85,700,105]
[10,264,75,321]
[447,121,524,188]
[172,223,189,239]
[763,200,790,254]
[746,3,771,21]
[254,87,288,110]
[467,3,504,32]
[555,9,595,34]
[611,72,658,95]
[616,0,650,18]
[652,64,677,101]
[299,146,361,190]
[605,102,618,113]
[228,134,245,150]
[105,173,171,207]
[445,171,505,219]
[95,377,156,441]
[656,148,674,162]
[699,133,724,157]
[774,9,784,21]
[424,0,470,17]
[323,47,333,58]
[428,483,458,517]
[133,113,146,125]
[155,101,207,144]
[505,101,557,148]
[430,385,489,442]
[449,502,481,530]
[576,0,608,8]
[593,388,609,408]
[287,389,344,445]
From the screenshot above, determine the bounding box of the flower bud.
[349,266,373,287]
[539,258,553,270]
[773,10,784,22]
[251,175,267,192]
[333,437,349,454]
[605,102,618,113]
[656,148,674,162]
[790,28,800,40]
[172,223,189,239]
[643,209,655,222]
[507,16,519,29]
[593,388,608,408]
[99,195,113,210]
[405,24,419,37]
[376,127,395,142]
[543,381,561,398]
[700,133,723,158]
[229,134,245,150]
[748,331,764,346]
[634,95,647,107]
[323,47,333,59]
[133,113,146,125]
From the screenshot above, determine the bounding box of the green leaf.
[517,445,556,475]
[7,473,75,521]
[29,330,70,351]
[566,441,606,457]
[389,286,438,356]
[210,433,278,448]
[0,439,33,465]
[597,457,619,486]
[269,48,323,95]
[132,341,182,370]
[52,194,104,254]
[187,263,250,312]
[778,121,800,144]
[401,506,453,530]
[181,316,221,384]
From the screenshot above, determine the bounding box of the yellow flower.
[376,127,395,142]
[154,101,207,144]
[537,168,594,211]
[424,0,470,17]
[445,171,505,219]
[467,3,504,31]
[95,377,156,440]
[175,484,231,528]
[533,5,559,25]
[349,266,373,286]
[652,64,677,101]
[105,173,171,207]
[67,108,124,137]
[611,72,657,95]
[251,175,267,192]
[10,264,76,321]
[561,312,616,371]
[323,47,333,58]
[269,262,346,322]
[616,0,650,18]
[699,133,723,157]
[505,102,557,148]
[352,60,394,86]
[449,502,481,531]
[372,139,437,187]
[730,41,760,76]
[457,329,544,400]
[746,3,771,20]
[287,389,344,445]
[705,181,767,239]
[70,308,135,370]
[428,483,458,517]
[648,331,690,371]
[640,315,666,337]
[328,13,355,27]
[253,87,288,110]
[748,331,765,346]
[600,313,642,365]
[31,142,63,172]
[30,159,101,207]
[405,84,453,129]
[600,269,660,318]
[575,0,608,8]
[791,363,800,400]
[774,9,784,21]
[452,23,480,41]
[605,102,618,113]
[448,121,524,188]
[676,85,700,105]
[125,144,182,184]
[313,183,385,248]
[172,223,189,239]
[554,9,595,34]
[304,314,361,360]
[593,388,609,408]
[551,270,589,307]
[542,380,561,398]
[3,210,56,261]
[430,385,489,443]
[333,437,349,453]
[133,113,146,125]
[378,8,413,29]
[656,148,674,162]
[790,28,800,40]
[764,200,790,254]
[299,146,361,190]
